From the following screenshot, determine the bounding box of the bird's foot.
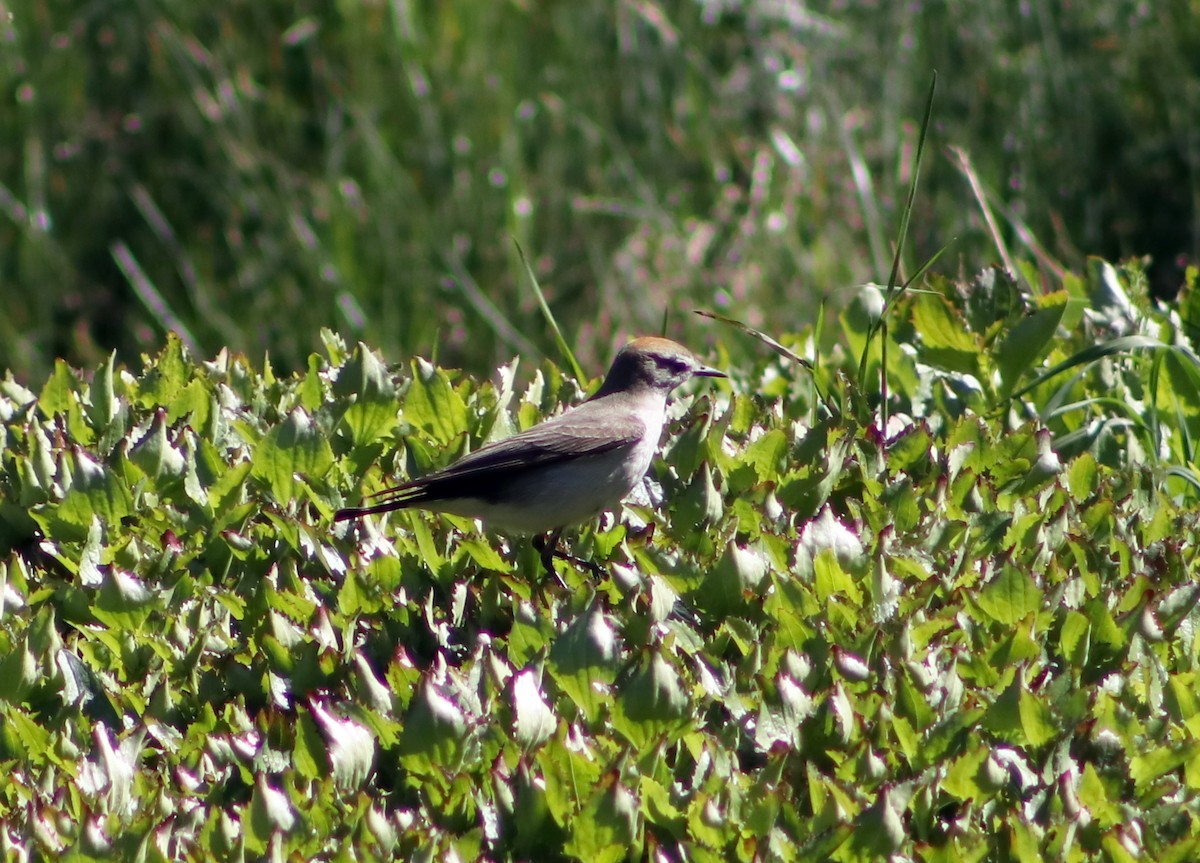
[557,549,605,580]
[532,532,605,582]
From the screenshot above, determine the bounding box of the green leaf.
[563,779,637,863]
[2,705,52,763]
[246,776,296,856]
[813,549,863,608]
[0,641,36,704]
[538,734,602,828]
[130,409,186,480]
[1007,334,1175,402]
[1017,689,1056,747]
[887,421,933,472]
[513,669,557,751]
[293,711,327,781]
[1009,820,1043,863]
[94,569,159,630]
[458,536,507,571]
[299,353,324,411]
[1065,452,1098,501]
[961,266,1022,333]
[741,428,789,480]
[40,359,93,444]
[994,291,1067,394]
[138,331,191,409]
[403,359,468,445]
[697,542,769,617]
[335,343,399,446]
[943,746,988,800]
[1058,611,1090,668]
[398,681,469,773]
[639,775,685,835]
[87,350,121,440]
[39,449,134,542]
[611,653,691,748]
[513,760,563,854]
[982,680,1023,740]
[911,294,982,375]
[251,407,334,503]
[1077,762,1121,828]
[976,566,1041,624]
[1167,674,1200,730]
[547,610,620,724]
[1130,742,1195,794]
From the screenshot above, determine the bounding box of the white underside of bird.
[357,390,667,533]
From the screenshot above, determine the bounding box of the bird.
[334,336,725,574]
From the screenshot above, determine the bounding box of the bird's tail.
[333,482,426,522]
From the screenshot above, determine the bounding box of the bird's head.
[593,336,725,398]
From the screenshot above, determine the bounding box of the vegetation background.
[7,3,1200,861]
[2,0,1197,382]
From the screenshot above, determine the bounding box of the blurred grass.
[1,0,1197,384]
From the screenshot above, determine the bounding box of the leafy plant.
[3,258,1200,860]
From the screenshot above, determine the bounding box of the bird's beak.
[693,364,727,379]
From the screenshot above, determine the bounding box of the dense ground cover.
[3,258,1200,860]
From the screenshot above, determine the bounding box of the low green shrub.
[1,258,1199,861]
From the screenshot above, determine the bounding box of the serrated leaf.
[398,681,469,772]
[513,669,557,750]
[130,409,186,480]
[1077,762,1121,828]
[94,569,158,630]
[612,653,690,748]
[548,610,620,724]
[697,541,769,617]
[995,292,1067,394]
[538,735,602,827]
[2,706,52,763]
[813,550,863,607]
[1131,742,1194,794]
[138,332,190,408]
[251,407,334,503]
[1059,611,1089,668]
[458,536,507,571]
[87,350,120,434]
[403,359,468,445]
[0,641,36,704]
[310,701,375,788]
[1017,688,1056,747]
[336,343,399,446]
[300,354,324,411]
[942,746,988,800]
[564,777,638,863]
[1008,820,1042,863]
[976,566,1041,624]
[742,428,789,480]
[292,710,326,782]
[39,449,134,542]
[246,776,295,855]
[911,294,982,375]
[40,359,93,444]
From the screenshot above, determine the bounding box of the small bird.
[334,337,725,573]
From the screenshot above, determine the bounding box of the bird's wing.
[367,401,646,504]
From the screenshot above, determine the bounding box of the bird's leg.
[533,531,561,578]
[553,543,605,580]
[560,550,604,579]
[532,530,604,580]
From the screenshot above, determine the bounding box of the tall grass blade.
[513,240,586,383]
